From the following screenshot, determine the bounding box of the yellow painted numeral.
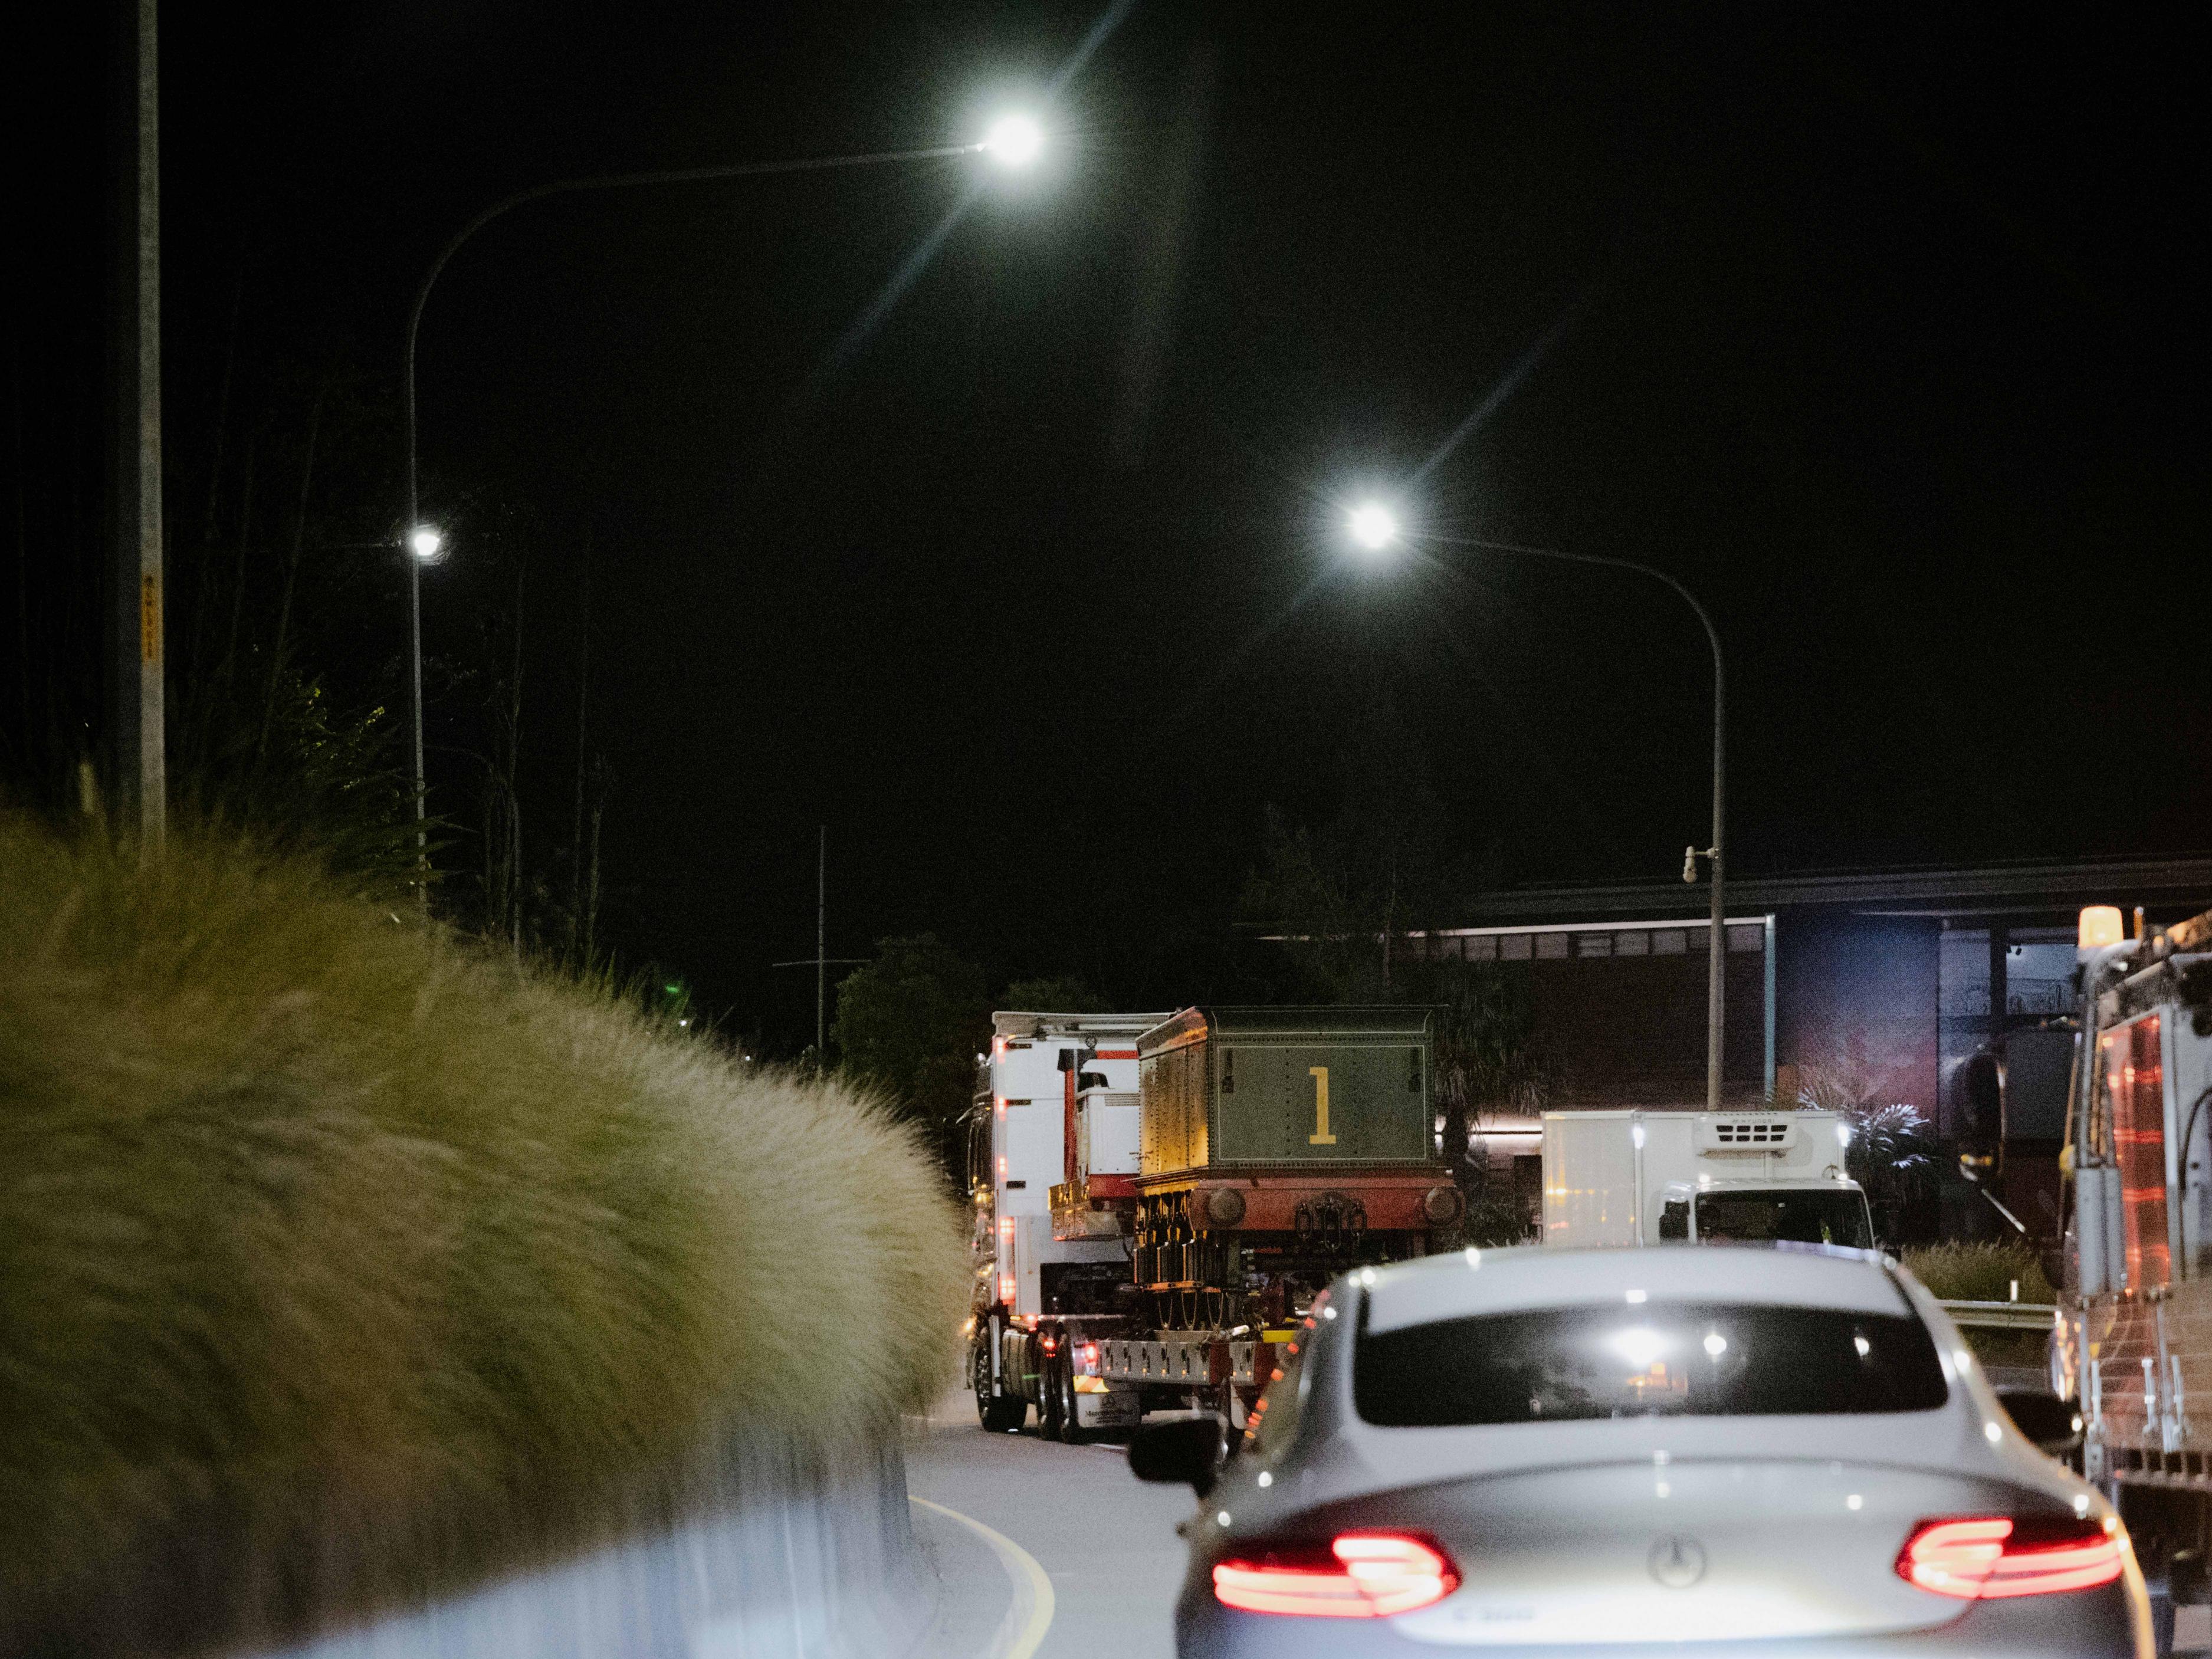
[1309,1066,1337,1145]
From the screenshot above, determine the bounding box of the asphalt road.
[904,1389,1194,1659]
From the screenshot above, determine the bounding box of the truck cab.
[969,1011,1164,1322]
[967,1011,1169,1435]
[1543,1108,1875,1249]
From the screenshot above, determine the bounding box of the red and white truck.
[2040,904,2212,1646]
[966,1010,1167,1437]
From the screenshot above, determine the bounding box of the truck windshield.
[1696,1189,1871,1249]
[1356,1302,1946,1425]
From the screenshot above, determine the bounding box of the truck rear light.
[1213,1532,1458,1619]
[1898,1516,2126,1599]
[1080,1341,1099,1375]
[997,1273,1015,1303]
[1041,1333,1058,1355]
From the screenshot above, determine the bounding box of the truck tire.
[1056,1364,1088,1446]
[973,1339,1024,1433]
[1040,1354,1065,1441]
[970,1339,992,1427]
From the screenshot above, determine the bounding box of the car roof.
[1358,1244,1914,1335]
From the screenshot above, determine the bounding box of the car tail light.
[1213,1532,1459,1619]
[1898,1516,2126,1599]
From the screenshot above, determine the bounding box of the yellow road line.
[910,1494,1057,1659]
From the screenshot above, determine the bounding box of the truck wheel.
[1058,1365,1088,1446]
[974,1339,1024,1433]
[971,1339,994,1428]
[1040,1354,1065,1440]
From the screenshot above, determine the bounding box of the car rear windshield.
[1356,1301,1947,1426]
[1697,1189,1872,1249]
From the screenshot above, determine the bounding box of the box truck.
[1542,1108,1874,1248]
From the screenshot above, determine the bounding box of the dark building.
[1427,858,2212,1242]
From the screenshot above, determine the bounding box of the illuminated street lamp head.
[982,113,1045,167]
[408,525,445,564]
[1347,501,1399,552]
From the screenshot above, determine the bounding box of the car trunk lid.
[1314,1457,2017,1645]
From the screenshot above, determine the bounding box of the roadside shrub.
[0,817,964,1655]
[1900,1240,2055,1305]
[1460,1189,1537,1247]
[1900,1241,2057,1377]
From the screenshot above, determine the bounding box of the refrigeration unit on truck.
[1541,1108,1875,1249]
[969,1005,1463,1443]
[2042,904,2212,1632]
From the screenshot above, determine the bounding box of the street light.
[1347,500,1399,552]
[982,113,1045,167]
[1341,504,1731,1111]
[401,121,1041,908]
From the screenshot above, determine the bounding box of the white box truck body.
[1541,1109,1875,1249]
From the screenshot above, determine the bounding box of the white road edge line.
[910,1495,1056,1659]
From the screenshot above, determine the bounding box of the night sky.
[8,4,2207,1048]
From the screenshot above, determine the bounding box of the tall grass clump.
[0,817,964,1655]
[1900,1241,2057,1375]
[1900,1240,2056,1305]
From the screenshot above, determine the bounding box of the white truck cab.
[1542,1108,1875,1249]
[970,1011,1167,1320]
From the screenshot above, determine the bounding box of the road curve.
[904,1389,1192,1658]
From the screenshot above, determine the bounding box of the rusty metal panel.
[1140,1030,1207,1177]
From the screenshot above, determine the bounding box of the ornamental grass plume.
[0,816,964,1657]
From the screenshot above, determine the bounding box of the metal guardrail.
[1939,1299,2057,1332]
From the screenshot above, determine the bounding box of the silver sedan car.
[1134,1244,2148,1656]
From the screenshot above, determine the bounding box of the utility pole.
[110,0,163,850]
[772,824,865,1071]
[816,825,827,1060]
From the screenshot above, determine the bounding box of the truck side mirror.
[1955,1050,2007,1180]
[1995,1389,2083,1460]
[1130,1415,1228,1496]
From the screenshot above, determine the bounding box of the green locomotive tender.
[1131,1006,1462,1328]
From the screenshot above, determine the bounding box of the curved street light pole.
[1437,534,1727,1111]
[401,140,985,906]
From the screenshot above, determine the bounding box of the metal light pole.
[401,131,1033,906]
[1351,515,1729,1109]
